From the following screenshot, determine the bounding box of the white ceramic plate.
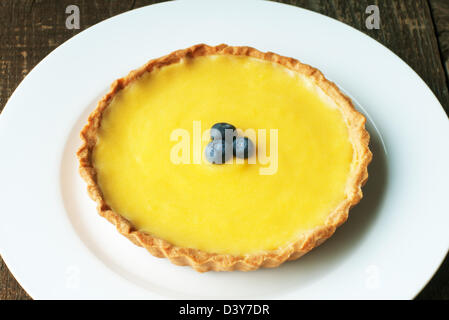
[1,0,448,299]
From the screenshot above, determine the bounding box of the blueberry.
[233,137,254,159]
[205,140,233,164]
[210,122,236,141]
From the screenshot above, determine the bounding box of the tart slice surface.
[78,44,372,272]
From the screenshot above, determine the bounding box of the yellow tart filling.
[93,55,354,255]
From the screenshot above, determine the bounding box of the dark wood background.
[1,0,448,300]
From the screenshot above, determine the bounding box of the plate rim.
[1,0,448,299]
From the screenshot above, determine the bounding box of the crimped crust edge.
[77,44,372,272]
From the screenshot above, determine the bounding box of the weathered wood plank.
[0,0,157,113]
[0,0,447,300]
[276,0,449,114]
[0,257,31,300]
[429,0,449,80]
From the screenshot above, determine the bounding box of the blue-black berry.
[205,140,233,164]
[233,137,254,159]
[210,122,236,141]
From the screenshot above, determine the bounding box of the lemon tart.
[77,44,372,272]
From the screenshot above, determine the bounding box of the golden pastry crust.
[77,44,372,272]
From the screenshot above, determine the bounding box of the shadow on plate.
[241,120,389,292]
[205,119,389,299]
[60,100,389,298]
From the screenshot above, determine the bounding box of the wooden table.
[1,0,448,300]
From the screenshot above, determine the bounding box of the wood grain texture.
[0,0,448,300]
[277,0,449,114]
[429,0,449,80]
